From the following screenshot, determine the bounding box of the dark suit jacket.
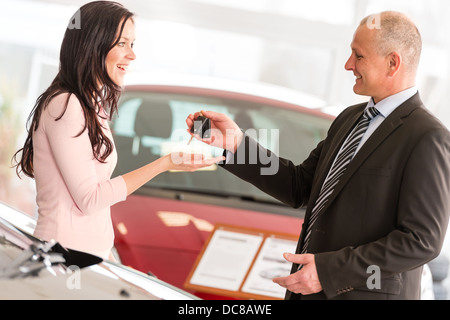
[221,93,450,300]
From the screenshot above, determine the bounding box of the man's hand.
[272,253,323,295]
[186,110,243,153]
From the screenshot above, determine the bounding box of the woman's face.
[106,18,136,87]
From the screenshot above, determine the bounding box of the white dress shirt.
[353,86,418,156]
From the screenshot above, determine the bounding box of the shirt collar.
[367,86,418,118]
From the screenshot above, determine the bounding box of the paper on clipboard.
[189,229,264,291]
[241,237,297,298]
[185,224,300,299]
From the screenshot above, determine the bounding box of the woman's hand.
[165,152,225,172]
[122,152,225,196]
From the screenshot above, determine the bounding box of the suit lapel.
[310,105,365,202]
[313,93,423,219]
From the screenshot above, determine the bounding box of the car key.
[188,112,211,145]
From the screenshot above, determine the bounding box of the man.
[187,11,450,300]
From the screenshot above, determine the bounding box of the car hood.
[0,204,198,300]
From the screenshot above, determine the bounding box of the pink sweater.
[33,93,128,259]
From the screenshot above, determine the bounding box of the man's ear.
[387,51,402,76]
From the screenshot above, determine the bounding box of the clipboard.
[184,224,299,300]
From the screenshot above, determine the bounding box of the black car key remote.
[188,113,211,145]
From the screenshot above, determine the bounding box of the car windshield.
[111,90,332,204]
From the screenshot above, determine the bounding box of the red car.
[110,74,334,299]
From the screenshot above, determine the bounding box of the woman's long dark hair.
[13,1,134,178]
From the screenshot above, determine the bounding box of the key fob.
[190,115,211,139]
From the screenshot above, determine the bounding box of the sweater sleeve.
[42,93,127,215]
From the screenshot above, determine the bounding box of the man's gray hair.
[360,11,422,73]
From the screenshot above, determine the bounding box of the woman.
[13,1,223,260]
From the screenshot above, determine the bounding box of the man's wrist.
[233,130,244,153]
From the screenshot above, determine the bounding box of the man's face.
[345,26,391,103]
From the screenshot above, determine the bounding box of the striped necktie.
[300,106,380,256]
